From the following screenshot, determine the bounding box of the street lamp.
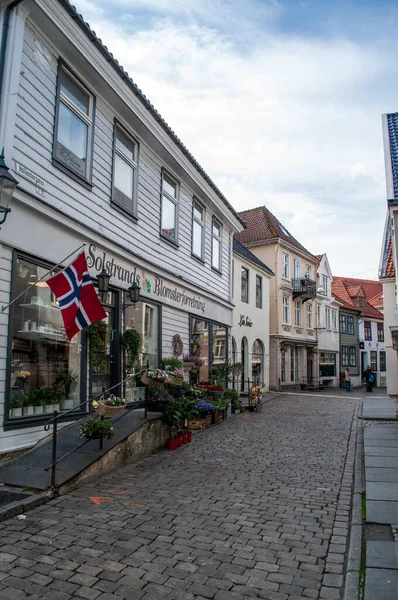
[97,268,110,303]
[0,148,18,226]
[123,280,141,311]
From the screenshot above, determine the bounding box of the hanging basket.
[167,374,184,386]
[141,374,164,388]
[96,396,126,417]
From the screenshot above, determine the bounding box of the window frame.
[160,169,179,246]
[294,258,300,279]
[364,321,372,341]
[370,350,377,371]
[192,198,205,261]
[295,300,301,327]
[377,322,384,342]
[282,295,290,324]
[53,61,95,188]
[306,302,313,329]
[111,121,139,218]
[349,346,356,367]
[332,310,337,331]
[341,345,349,367]
[347,315,355,335]
[379,350,386,371]
[211,218,222,272]
[281,349,286,382]
[340,314,347,334]
[325,307,331,330]
[322,275,328,295]
[255,275,262,309]
[306,265,312,279]
[282,253,290,279]
[241,267,249,304]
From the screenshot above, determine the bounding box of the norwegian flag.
[46,251,106,341]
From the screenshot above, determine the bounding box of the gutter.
[0,0,25,111]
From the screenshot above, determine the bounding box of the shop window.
[7,256,82,421]
[212,323,227,366]
[112,123,138,215]
[191,318,210,381]
[54,65,94,183]
[377,323,384,342]
[161,171,179,243]
[319,352,336,377]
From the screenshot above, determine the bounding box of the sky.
[73,0,398,279]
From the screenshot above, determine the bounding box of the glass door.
[90,291,120,399]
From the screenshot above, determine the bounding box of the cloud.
[73,0,393,278]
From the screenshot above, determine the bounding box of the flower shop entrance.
[90,290,120,400]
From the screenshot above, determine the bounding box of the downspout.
[0,0,25,112]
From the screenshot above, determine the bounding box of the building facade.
[231,238,274,393]
[236,207,319,391]
[315,254,341,388]
[331,281,362,387]
[0,0,243,453]
[380,113,398,396]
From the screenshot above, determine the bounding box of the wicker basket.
[96,395,126,417]
[167,374,184,386]
[141,373,164,388]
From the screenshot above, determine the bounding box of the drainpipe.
[0,0,25,112]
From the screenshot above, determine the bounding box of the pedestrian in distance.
[344,368,351,392]
[363,366,375,392]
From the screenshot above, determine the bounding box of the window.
[112,124,138,214]
[295,300,301,326]
[294,258,300,279]
[380,351,386,371]
[212,219,222,271]
[358,296,365,307]
[325,307,331,330]
[341,346,349,367]
[347,316,355,335]
[340,314,347,334]
[232,260,235,298]
[377,323,384,342]
[370,351,377,371]
[192,200,205,259]
[364,321,372,340]
[319,352,336,377]
[306,265,312,279]
[282,253,289,279]
[241,267,249,303]
[290,347,295,381]
[161,171,179,243]
[54,65,94,182]
[322,275,328,295]
[349,346,356,367]
[7,256,82,421]
[256,275,262,308]
[332,310,337,330]
[294,346,298,381]
[252,339,264,384]
[317,304,321,327]
[281,349,286,382]
[282,295,290,324]
[307,302,313,329]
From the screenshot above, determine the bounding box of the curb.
[343,401,364,600]
[0,490,54,524]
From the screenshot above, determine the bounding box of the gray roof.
[233,238,274,276]
[59,0,245,228]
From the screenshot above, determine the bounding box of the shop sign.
[239,315,253,327]
[87,243,206,314]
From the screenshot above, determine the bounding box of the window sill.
[3,410,87,431]
[241,299,249,304]
[52,158,93,190]
[211,266,222,276]
[191,253,205,265]
[111,201,138,222]
[160,234,179,249]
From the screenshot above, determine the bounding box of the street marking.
[89,494,143,509]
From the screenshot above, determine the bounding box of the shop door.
[91,291,120,399]
[307,349,313,384]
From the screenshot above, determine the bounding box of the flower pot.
[186,431,192,443]
[53,404,60,413]
[181,432,188,444]
[45,404,54,414]
[23,405,34,416]
[11,408,22,417]
[177,435,183,447]
[62,399,74,410]
[168,438,178,451]
[34,405,44,415]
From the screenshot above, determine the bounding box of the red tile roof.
[236,206,316,259]
[332,277,383,320]
[385,238,396,278]
[331,281,359,311]
[314,254,324,263]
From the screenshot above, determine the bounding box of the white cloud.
[73,0,392,278]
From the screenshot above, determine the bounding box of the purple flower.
[197,401,215,413]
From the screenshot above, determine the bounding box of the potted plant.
[22,393,34,416]
[80,416,115,440]
[142,368,171,388]
[15,369,31,391]
[196,400,215,428]
[10,390,24,417]
[28,388,44,415]
[122,328,142,373]
[56,371,78,410]
[162,398,182,450]
[94,395,126,417]
[162,357,184,370]
[87,320,109,368]
[180,396,199,443]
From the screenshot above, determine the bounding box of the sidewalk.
[361,395,398,600]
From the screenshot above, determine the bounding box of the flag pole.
[1,242,87,313]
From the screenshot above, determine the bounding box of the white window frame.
[54,64,94,182]
[192,199,205,260]
[295,300,301,327]
[294,258,301,279]
[241,267,249,303]
[307,302,313,329]
[161,170,179,244]
[317,304,321,327]
[212,218,222,271]
[325,307,331,330]
[332,310,337,331]
[306,265,312,279]
[282,295,290,324]
[112,122,139,215]
[322,275,328,296]
[282,253,290,279]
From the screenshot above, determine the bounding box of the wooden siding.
[161,305,190,359]
[340,310,360,375]
[13,22,232,302]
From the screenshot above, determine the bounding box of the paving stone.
[364,568,398,600]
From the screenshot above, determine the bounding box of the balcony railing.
[292,277,317,301]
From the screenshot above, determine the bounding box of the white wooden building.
[0,0,243,453]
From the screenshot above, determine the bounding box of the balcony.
[292,277,317,302]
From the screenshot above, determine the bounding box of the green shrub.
[162,356,184,370]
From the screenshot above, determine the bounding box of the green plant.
[27,388,44,407]
[55,371,78,397]
[162,357,184,370]
[180,396,199,423]
[209,361,243,386]
[80,416,115,439]
[162,398,182,438]
[87,321,110,368]
[122,328,142,371]
[10,390,26,408]
[223,389,239,403]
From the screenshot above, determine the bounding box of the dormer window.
[358,296,365,307]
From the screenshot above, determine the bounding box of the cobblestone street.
[0,394,359,600]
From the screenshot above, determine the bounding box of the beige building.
[236,207,319,390]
